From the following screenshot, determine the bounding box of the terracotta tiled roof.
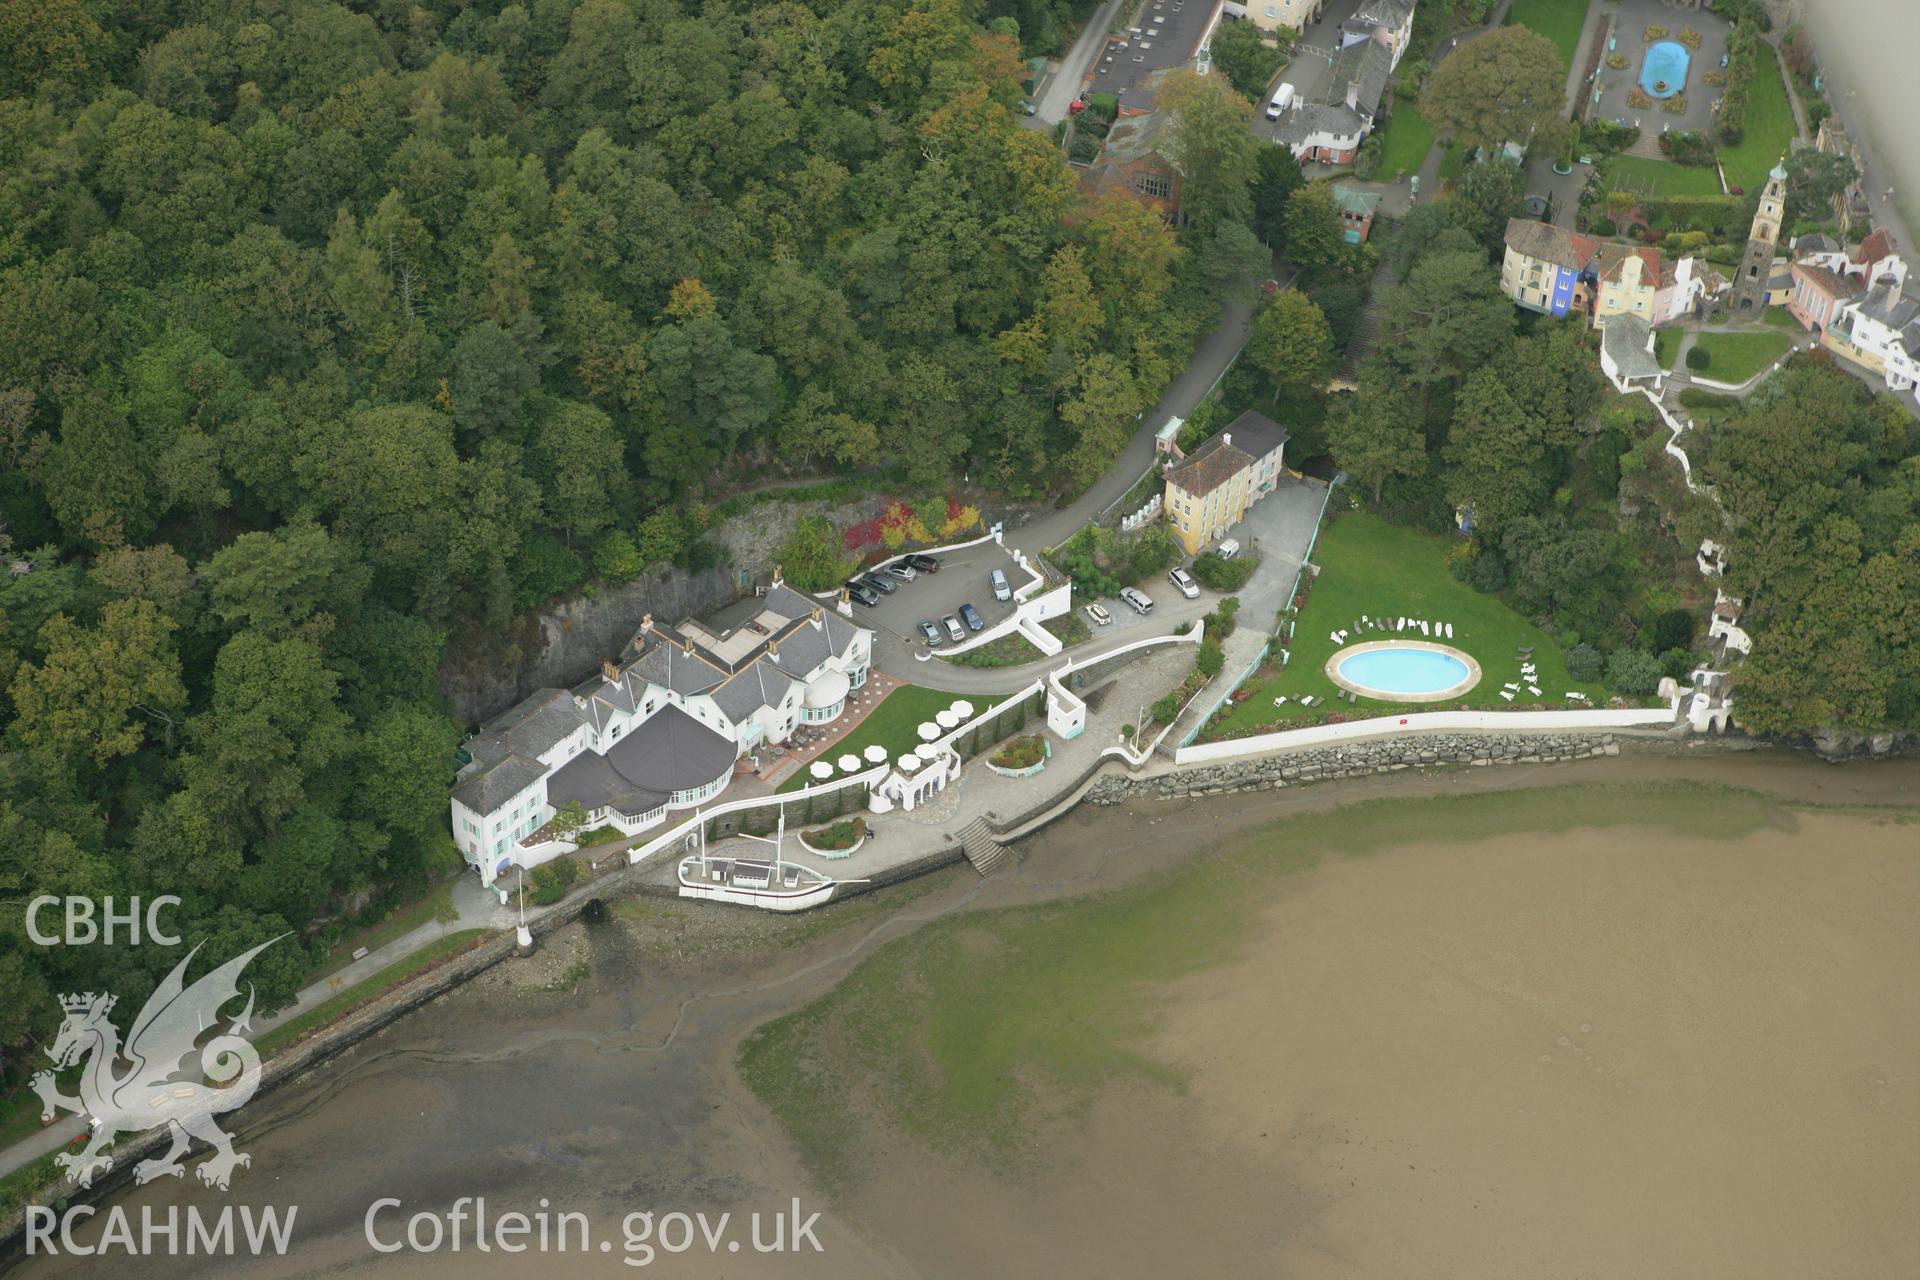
[1166,436,1254,498]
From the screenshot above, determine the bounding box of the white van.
[1264,84,1295,120]
[1119,587,1154,615]
[1216,538,1241,560]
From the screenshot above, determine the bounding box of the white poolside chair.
[1444,623,1454,639]
[1419,621,1430,635]
[1528,685,1543,696]
[1504,682,1520,691]
[1330,630,1341,642]
[1273,696,1289,706]
[1499,690,1515,701]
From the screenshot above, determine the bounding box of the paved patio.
[1590,0,1731,143]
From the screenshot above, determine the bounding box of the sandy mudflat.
[841,806,1920,1279]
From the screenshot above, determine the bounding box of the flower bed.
[1677,28,1702,50]
[1661,94,1688,115]
[986,735,1051,778]
[1607,53,1628,70]
[1642,24,1667,41]
[1626,86,1652,109]
[799,817,866,856]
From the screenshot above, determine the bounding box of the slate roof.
[1602,314,1660,381]
[1275,102,1368,148]
[1332,40,1393,119]
[453,689,588,812]
[1856,281,1920,330]
[1099,109,1178,166]
[1352,0,1414,28]
[1221,409,1287,460]
[1504,217,1587,270]
[1166,435,1255,498]
[452,752,551,815]
[711,663,796,722]
[543,751,667,818]
[602,705,738,794]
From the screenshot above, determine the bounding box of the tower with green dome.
[1732,157,1790,313]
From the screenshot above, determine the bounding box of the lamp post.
[515,865,531,950]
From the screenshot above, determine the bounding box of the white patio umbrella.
[809,760,833,781]
[949,699,975,719]
[863,743,888,764]
[897,752,921,772]
[838,753,862,773]
[935,708,960,729]
[916,721,941,742]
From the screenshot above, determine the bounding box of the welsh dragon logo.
[33,938,280,1191]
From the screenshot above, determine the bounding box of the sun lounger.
[1528,685,1543,696]
[1419,621,1430,635]
[1499,690,1514,701]
[1273,696,1289,706]
[1330,631,1341,642]
[1443,623,1453,639]
[1504,682,1520,691]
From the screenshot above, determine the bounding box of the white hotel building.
[450,580,871,885]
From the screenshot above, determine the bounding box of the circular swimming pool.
[1639,40,1690,99]
[1326,641,1480,702]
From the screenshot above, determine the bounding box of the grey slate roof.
[1276,102,1367,148]
[602,704,738,794]
[1352,0,1414,26]
[453,689,588,813]
[1603,315,1661,381]
[544,750,668,817]
[1857,281,1920,329]
[452,753,551,814]
[1331,39,1392,119]
[1222,409,1288,460]
[711,663,795,722]
[629,640,724,696]
[1504,217,1585,270]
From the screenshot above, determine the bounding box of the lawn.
[1654,326,1683,368]
[1603,153,1725,199]
[778,685,1006,791]
[1506,0,1591,70]
[1689,329,1792,384]
[1762,303,1800,328]
[1719,38,1796,194]
[1374,100,1434,179]
[1437,141,1466,181]
[1203,514,1582,740]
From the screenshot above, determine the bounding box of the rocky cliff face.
[440,564,741,726]
[1803,728,1915,762]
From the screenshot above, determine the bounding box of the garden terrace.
[1202,515,1582,740]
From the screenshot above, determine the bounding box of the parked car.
[848,582,881,607]
[990,568,1011,601]
[884,562,917,582]
[1168,567,1200,599]
[857,571,896,595]
[907,553,941,574]
[942,614,966,643]
[917,618,942,644]
[1719,52,1730,68]
[1084,602,1113,627]
[1264,83,1294,120]
[1119,587,1153,615]
[959,602,984,631]
[1216,538,1241,560]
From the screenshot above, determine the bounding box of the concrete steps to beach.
[955,816,1009,875]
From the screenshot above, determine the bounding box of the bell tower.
[1731,158,1788,312]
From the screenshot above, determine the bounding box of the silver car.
[942,614,966,643]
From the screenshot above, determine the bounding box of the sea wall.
[1088,732,1624,804]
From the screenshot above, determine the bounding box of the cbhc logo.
[25,897,183,946]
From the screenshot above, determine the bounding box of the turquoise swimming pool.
[1640,40,1690,99]
[1336,647,1474,698]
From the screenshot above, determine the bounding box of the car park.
[959,602,983,631]
[848,582,881,607]
[884,562,917,582]
[1120,587,1153,615]
[857,571,896,595]
[990,568,1011,601]
[907,553,941,573]
[918,618,942,644]
[1084,602,1113,627]
[1168,567,1199,599]
[942,614,966,642]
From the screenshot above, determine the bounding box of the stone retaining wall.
[1088,732,1623,804]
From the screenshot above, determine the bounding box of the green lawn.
[1719,39,1796,193]
[1506,0,1591,70]
[1437,141,1466,180]
[1654,326,1683,368]
[1205,514,1582,739]
[1762,302,1800,327]
[254,929,490,1058]
[1689,329,1793,384]
[1374,100,1434,179]
[1603,153,1724,198]
[778,685,1006,791]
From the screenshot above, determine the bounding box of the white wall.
[1173,707,1675,764]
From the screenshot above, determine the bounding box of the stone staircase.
[954,816,1009,875]
[1622,128,1666,162]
